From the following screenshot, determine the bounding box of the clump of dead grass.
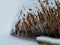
[11,0,60,38]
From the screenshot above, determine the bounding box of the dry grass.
[11,0,60,38]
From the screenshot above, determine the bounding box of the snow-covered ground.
[0,0,38,45]
[0,0,60,45]
[37,36,60,44]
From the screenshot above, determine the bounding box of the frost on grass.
[11,0,60,38]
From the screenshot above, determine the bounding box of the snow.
[36,36,60,44]
[0,0,38,45]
